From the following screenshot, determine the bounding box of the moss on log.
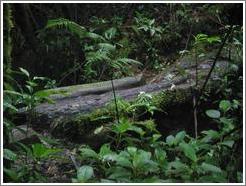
[39,74,145,100]
[26,59,230,144]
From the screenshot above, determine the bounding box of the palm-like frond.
[85,51,110,64]
[45,18,105,41]
[97,43,116,52]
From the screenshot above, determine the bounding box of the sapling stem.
[111,75,120,124]
[193,49,198,139]
[194,25,234,110]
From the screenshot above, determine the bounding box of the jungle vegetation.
[2,3,244,183]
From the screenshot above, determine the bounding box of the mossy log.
[25,59,230,144]
[40,74,145,100]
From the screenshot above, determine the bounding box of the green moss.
[51,88,192,138]
[153,88,191,111]
[51,107,114,137]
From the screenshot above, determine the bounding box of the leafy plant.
[131,12,165,69]
[43,18,141,82]
[72,165,95,183]
[3,143,60,183]
[205,99,240,133]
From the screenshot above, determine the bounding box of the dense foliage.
[2,3,243,183]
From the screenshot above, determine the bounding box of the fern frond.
[84,32,105,42]
[45,18,86,36]
[116,58,142,66]
[45,18,105,41]
[97,43,116,52]
[85,51,110,64]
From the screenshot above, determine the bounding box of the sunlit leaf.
[79,147,98,159]
[206,109,221,119]
[219,100,231,113]
[179,142,197,162]
[77,165,94,182]
[201,163,222,173]
[3,149,17,161]
[19,67,29,77]
[166,135,175,146]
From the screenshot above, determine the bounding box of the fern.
[116,58,142,66]
[85,51,110,64]
[97,43,116,52]
[45,18,105,41]
[44,18,141,81]
[111,58,142,69]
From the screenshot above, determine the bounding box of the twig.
[193,93,198,139]
[194,25,234,110]
[111,75,120,124]
[193,51,198,139]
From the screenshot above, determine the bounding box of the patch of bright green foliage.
[72,98,242,183]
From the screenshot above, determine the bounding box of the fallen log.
[32,60,229,124]
[39,74,145,100]
[23,59,230,144]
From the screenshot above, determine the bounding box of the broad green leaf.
[102,153,118,162]
[25,85,33,94]
[201,130,220,143]
[129,125,145,136]
[154,148,166,165]
[127,146,137,156]
[166,135,175,146]
[174,131,186,145]
[79,147,98,159]
[219,100,231,113]
[3,90,22,96]
[132,150,153,170]
[108,167,131,180]
[179,142,197,162]
[77,165,94,182]
[219,140,234,148]
[3,149,17,161]
[206,109,221,119]
[116,156,132,168]
[19,67,29,77]
[112,119,131,134]
[200,163,222,173]
[152,134,162,142]
[32,143,60,159]
[3,102,18,112]
[99,144,111,157]
[166,160,189,175]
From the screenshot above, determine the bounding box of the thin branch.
[194,25,234,110]
[111,75,120,124]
